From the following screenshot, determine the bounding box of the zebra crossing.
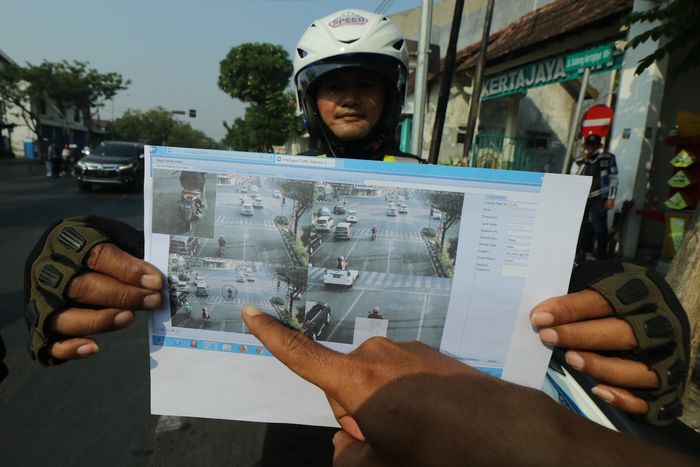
[215,216,277,228]
[351,227,423,241]
[192,294,271,307]
[307,267,452,291]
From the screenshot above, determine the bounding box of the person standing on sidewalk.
[571,134,618,262]
[45,141,57,177]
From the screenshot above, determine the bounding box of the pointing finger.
[241,306,348,394]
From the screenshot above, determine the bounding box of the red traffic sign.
[581,104,614,137]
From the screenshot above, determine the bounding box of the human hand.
[45,243,163,360]
[531,290,656,415]
[605,199,614,210]
[241,306,691,466]
[26,217,163,364]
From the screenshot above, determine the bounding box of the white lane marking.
[327,289,365,341]
[416,292,431,341]
[385,239,393,274]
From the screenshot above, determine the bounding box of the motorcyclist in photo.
[367,306,384,319]
[336,256,348,271]
[370,225,377,240]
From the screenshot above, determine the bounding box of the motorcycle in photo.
[177,171,206,235]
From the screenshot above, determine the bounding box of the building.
[394,0,700,262]
[0,48,107,158]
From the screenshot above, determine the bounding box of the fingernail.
[530,311,554,327]
[77,343,99,356]
[114,311,133,328]
[143,293,161,309]
[591,386,615,404]
[539,328,558,345]
[242,306,261,317]
[141,273,161,289]
[565,351,584,370]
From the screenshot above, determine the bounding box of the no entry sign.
[581,104,614,137]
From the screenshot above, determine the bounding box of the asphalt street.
[0,160,264,467]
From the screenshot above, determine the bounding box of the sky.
[1,0,424,141]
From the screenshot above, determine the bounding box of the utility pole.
[461,0,496,166]
[428,0,465,165]
[410,0,433,159]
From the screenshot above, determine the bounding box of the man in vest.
[571,133,619,262]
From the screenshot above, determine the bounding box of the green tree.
[625,0,700,75]
[112,107,220,148]
[277,180,316,236]
[427,191,465,251]
[218,43,292,105]
[223,92,301,152]
[0,60,128,150]
[218,43,301,151]
[446,235,459,261]
[275,265,308,322]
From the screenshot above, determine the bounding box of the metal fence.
[469,133,549,172]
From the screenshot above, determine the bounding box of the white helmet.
[293,10,409,142]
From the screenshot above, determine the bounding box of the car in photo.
[387,207,398,216]
[246,269,256,281]
[169,236,199,256]
[323,268,359,287]
[431,210,443,220]
[333,222,353,240]
[315,215,334,232]
[302,301,332,341]
[195,280,208,296]
[240,203,254,216]
[308,232,323,254]
[387,200,396,208]
[398,203,408,214]
[236,271,246,282]
[273,190,282,199]
[333,205,346,215]
[240,185,249,193]
[175,280,189,293]
[250,185,259,194]
[317,206,331,217]
[253,197,264,209]
[73,140,145,192]
[345,210,358,223]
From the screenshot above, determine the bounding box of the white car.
[387,207,398,216]
[345,210,358,223]
[240,203,254,215]
[236,271,246,282]
[315,215,334,232]
[273,190,282,199]
[431,210,442,220]
[253,197,264,209]
[323,268,359,287]
[398,203,408,214]
[245,270,256,281]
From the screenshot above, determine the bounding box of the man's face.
[316,69,385,141]
[582,142,601,158]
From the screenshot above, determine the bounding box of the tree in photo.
[275,265,308,325]
[218,43,302,151]
[624,0,700,76]
[427,191,464,252]
[277,179,316,236]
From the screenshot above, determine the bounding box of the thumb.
[333,430,385,467]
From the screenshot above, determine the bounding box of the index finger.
[86,243,162,290]
[530,289,613,327]
[241,306,348,393]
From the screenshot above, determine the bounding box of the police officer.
[571,133,618,262]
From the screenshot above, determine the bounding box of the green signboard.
[565,44,614,72]
[482,43,621,100]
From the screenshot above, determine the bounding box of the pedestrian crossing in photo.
[351,227,424,241]
[306,267,452,291]
[192,295,272,307]
[215,216,277,228]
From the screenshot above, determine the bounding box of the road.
[0,161,264,466]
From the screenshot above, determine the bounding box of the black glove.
[569,261,690,426]
[24,216,143,365]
